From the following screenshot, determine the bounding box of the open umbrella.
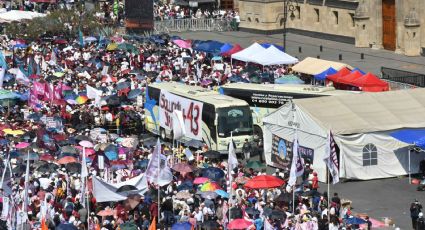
[193,177,209,185]
[269,209,286,220]
[301,190,321,197]
[36,162,58,173]
[20,152,39,161]
[202,220,219,230]
[200,182,222,192]
[119,222,139,230]
[245,207,260,216]
[97,208,115,217]
[116,185,138,193]
[57,156,78,164]
[39,154,54,162]
[65,162,81,173]
[275,192,291,202]
[228,219,252,230]
[172,163,196,173]
[127,89,142,99]
[245,160,264,169]
[61,146,78,154]
[203,150,221,159]
[116,82,131,90]
[202,167,224,180]
[234,176,249,184]
[183,139,204,148]
[200,191,218,199]
[344,217,367,225]
[171,222,192,230]
[244,175,285,189]
[215,189,229,198]
[177,181,193,191]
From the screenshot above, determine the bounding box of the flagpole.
[0,154,9,188]
[86,176,90,230]
[327,167,330,217]
[157,140,161,224]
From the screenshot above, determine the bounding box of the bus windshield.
[217,106,253,137]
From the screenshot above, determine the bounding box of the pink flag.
[28,88,41,110]
[33,81,45,95]
[53,85,62,100]
[43,83,53,101]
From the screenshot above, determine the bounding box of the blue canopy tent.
[390,129,425,183]
[352,68,366,75]
[194,40,225,54]
[260,43,285,52]
[314,67,338,81]
[220,43,233,54]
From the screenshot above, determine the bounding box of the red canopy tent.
[326,67,351,84]
[339,70,364,85]
[222,44,243,57]
[350,72,389,92]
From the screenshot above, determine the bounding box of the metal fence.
[154,18,234,33]
[381,67,425,88]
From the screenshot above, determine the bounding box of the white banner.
[159,90,204,140]
[1,197,9,220]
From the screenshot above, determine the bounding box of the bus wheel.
[253,126,263,140]
[160,128,167,140]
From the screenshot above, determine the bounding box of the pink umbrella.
[15,142,30,149]
[79,140,94,148]
[173,39,192,49]
[75,146,95,156]
[193,177,209,184]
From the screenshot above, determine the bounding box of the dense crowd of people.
[0,28,378,230]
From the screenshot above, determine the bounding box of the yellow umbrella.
[106,43,118,51]
[3,129,24,135]
[3,129,13,134]
[53,72,65,77]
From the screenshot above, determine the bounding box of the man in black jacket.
[411,200,423,230]
[417,213,425,230]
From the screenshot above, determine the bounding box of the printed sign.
[271,134,314,168]
[159,90,203,140]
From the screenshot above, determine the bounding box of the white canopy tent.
[0,10,46,23]
[231,43,266,62]
[263,88,425,182]
[251,46,299,65]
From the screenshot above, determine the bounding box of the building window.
[363,143,378,166]
[333,11,339,24]
[314,8,320,22]
[349,13,355,27]
[296,6,301,19]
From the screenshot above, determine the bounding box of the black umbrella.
[116,185,138,193]
[61,146,78,154]
[75,135,92,142]
[128,89,142,99]
[269,209,286,220]
[106,95,121,106]
[75,123,88,131]
[202,220,219,230]
[202,167,224,180]
[203,150,221,159]
[116,82,131,90]
[65,162,81,173]
[36,163,59,173]
[262,207,272,216]
[229,207,243,219]
[245,207,260,216]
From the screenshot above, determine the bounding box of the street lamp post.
[282,0,298,50]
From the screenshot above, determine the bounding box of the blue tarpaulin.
[194,40,225,54]
[390,129,425,149]
[260,43,285,52]
[352,68,366,75]
[220,43,233,54]
[314,67,338,81]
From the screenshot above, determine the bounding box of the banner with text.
[159,90,203,140]
[271,134,314,169]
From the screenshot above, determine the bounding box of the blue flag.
[79,29,84,47]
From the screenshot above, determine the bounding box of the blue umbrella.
[220,43,233,54]
[128,89,142,99]
[13,44,28,49]
[177,181,193,191]
[105,151,118,161]
[211,56,222,61]
[0,90,20,100]
[117,82,131,90]
[20,152,39,161]
[0,139,9,146]
[27,113,42,121]
[215,189,229,198]
[344,217,367,225]
[171,222,192,230]
[202,167,225,180]
[9,151,19,158]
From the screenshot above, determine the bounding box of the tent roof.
[390,129,425,149]
[326,67,351,83]
[351,72,389,92]
[291,88,425,135]
[337,70,364,85]
[250,46,299,66]
[231,43,266,62]
[314,67,338,81]
[292,57,352,75]
[222,44,243,57]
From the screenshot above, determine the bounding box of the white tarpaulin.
[263,90,424,181]
[92,175,148,202]
[251,46,299,66]
[231,43,266,62]
[159,90,203,140]
[0,10,46,22]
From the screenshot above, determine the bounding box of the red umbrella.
[172,163,196,173]
[228,219,252,229]
[40,154,54,162]
[244,175,285,189]
[57,156,78,164]
[53,39,68,44]
[193,177,209,184]
[97,208,115,217]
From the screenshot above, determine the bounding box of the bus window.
[217,107,252,137]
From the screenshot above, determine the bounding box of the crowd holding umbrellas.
[0,24,383,230]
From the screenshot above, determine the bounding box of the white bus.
[220,83,360,138]
[145,82,253,153]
